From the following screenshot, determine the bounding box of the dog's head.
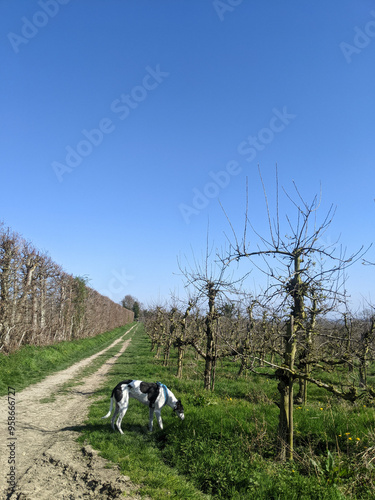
[174,400,184,420]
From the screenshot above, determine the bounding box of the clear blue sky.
[1,0,374,310]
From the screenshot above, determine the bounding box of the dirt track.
[0,325,143,499]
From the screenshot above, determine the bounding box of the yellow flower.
[356,438,360,441]
[345,432,350,435]
[339,434,342,437]
[348,437,352,441]
[320,408,323,411]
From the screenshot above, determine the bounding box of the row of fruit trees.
[144,178,374,460]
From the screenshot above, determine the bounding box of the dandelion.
[356,438,360,441]
[345,432,350,435]
[320,407,323,411]
[348,437,352,441]
[339,434,342,437]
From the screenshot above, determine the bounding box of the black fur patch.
[112,379,133,402]
[175,400,184,413]
[140,382,160,408]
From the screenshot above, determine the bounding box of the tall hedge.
[0,223,133,353]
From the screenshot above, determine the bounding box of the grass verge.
[0,322,135,396]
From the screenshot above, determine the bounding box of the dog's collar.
[157,382,168,408]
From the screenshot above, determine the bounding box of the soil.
[0,325,145,499]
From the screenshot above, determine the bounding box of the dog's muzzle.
[174,400,184,420]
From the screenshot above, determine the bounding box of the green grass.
[81,325,375,499]
[4,320,373,498]
[0,322,135,396]
[80,325,209,499]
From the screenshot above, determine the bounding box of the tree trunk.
[176,302,193,379]
[203,320,214,390]
[278,250,305,461]
[359,357,367,388]
[177,344,184,378]
[277,315,296,461]
[204,283,217,391]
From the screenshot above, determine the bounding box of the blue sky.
[1,0,374,310]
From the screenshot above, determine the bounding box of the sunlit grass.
[80,324,375,499]
[4,320,373,498]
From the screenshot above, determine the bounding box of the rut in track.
[0,324,145,499]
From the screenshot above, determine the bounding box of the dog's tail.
[102,393,115,419]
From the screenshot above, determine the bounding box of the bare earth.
[0,325,144,499]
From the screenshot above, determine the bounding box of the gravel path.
[0,325,143,499]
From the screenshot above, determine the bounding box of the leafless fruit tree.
[178,239,246,391]
[220,175,368,460]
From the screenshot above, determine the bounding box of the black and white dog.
[102,379,184,433]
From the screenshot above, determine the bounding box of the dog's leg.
[116,389,129,434]
[111,401,119,431]
[148,407,155,432]
[154,409,163,430]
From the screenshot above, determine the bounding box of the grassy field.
[0,323,135,396]
[2,322,373,498]
[81,323,375,499]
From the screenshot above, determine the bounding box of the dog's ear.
[175,400,184,411]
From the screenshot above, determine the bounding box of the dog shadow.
[60,422,103,433]
[61,421,156,437]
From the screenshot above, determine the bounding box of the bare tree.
[221,174,368,460]
[178,239,245,390]
[121,294,136,310]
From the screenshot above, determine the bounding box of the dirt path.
[0,325,143,499]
